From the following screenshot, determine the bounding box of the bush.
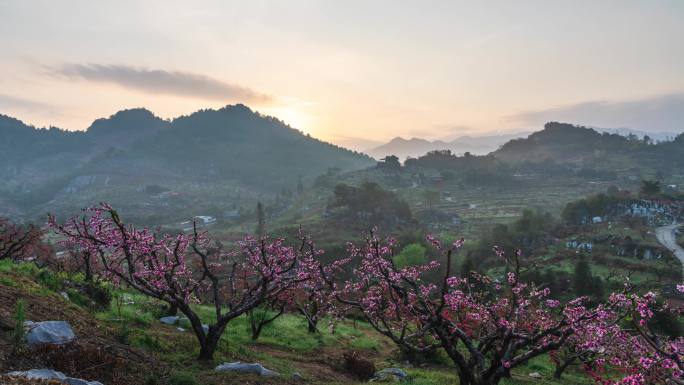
[37,269,62,291]
[83,282,112,309]
[342,351,375,380]
[12,299,26,352]
[168,372,198,385]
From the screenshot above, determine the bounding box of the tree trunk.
[307,317,318,333]
[553,357,575,380]
[83,257,93,282]
[251,322,263,341]
[197,324,226,361]
[198,336,219,361]
[165,303,178,316]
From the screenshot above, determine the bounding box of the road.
[655,223,684,283]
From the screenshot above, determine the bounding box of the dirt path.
[655,223,684,283]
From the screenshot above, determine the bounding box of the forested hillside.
[0,105,373,220]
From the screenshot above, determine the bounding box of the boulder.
[292,372,304,382]
[6,369,103,385]
[159,316,179,325]
[202,324,209,334]
[215,362,279,377]
[372,368,409,382]
[528,372,542,379]
[25,321,76,345]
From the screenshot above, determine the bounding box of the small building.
[195,215,217,225]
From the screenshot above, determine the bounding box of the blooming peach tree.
[0,216,48,262]
[49,203,321,360]
[325,232,683,385]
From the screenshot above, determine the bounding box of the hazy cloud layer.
[0,94,55,115]
[53,64,273,103]
[509,93,684,133]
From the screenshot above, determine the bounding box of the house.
[195,216,217,225]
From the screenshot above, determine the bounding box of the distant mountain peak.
[86,107,167,139]
[368,132,527,160]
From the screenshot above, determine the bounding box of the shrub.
[37,269,62,291]
[342,351,375,380]
[12,299,26,352]
[83,282,112,309]
[168,372,198,385]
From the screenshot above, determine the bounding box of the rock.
[6,369,103,385]
[60,292,70,300]
[372,368,409,382]
[528,372,542,379]
[8,369,67,380]
[215,362,279,377]
[159,316,179,325]
[202,324,209,334]
[176,327,186,332]
[292,372,304,382]
[25,321,76,345]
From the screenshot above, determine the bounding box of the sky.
[1,0,683,150]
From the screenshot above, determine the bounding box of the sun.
[264,106,311,133]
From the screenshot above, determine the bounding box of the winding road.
[655,223,684,283]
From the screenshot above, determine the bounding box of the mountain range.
[366,132,529,161]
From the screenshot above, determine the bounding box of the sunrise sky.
[1,0,683,149]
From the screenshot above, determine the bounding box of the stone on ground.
[215,362,279,377]
[6,369,103,385]
[372,368,409,382]
[24,321,76,345]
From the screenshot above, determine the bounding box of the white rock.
[25,321,76,345]
[215,362,279,377]
[6,369,103,385]
[159,316,179,325]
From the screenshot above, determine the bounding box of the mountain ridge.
[367,132,529,160]
[0,104,373,219]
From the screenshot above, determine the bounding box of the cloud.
[52,63,273,103]
[0,94,56,115]
[508,93,684,133]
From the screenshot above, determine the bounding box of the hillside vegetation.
[0,106,372,220]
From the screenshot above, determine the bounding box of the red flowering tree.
[49,204,321,360]
[325,232,683,385]
[574,289,683,385]
[0,217,48,262]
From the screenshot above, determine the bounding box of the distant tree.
[0,217,47,262]
[256,202,266,237]
[378,155,401,170]
[329,182,412,228]
[393,243,427,268]
[247,301,285,341]
[640,179,661,197]
[573,257,593,297]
